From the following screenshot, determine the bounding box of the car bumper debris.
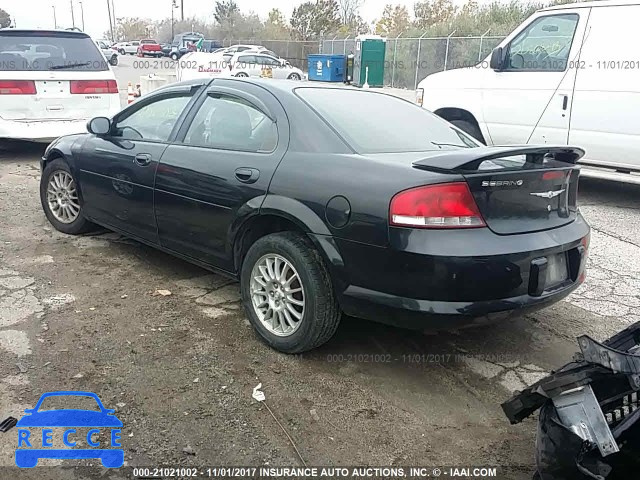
[502,321,640,479]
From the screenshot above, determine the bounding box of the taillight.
[0,80,36,95]
[390,182,486,229]
[542,170,567,181]
[70,80,118,94]
[416,88,424,106]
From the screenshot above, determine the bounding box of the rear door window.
[0,32,108,71]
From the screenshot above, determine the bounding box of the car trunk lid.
[412,146,584,235]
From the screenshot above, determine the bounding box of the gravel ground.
[0,138,639,479]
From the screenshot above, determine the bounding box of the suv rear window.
[0,32,108,71]
[296,88,478,154]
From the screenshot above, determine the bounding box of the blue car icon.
[15,391,123,468]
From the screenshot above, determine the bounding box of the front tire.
[110,55,118,66]
[170,53,179,61]
[241,232,340,353]
[235,72,249,78]
[40,158,94,235]
[288,73,301,80]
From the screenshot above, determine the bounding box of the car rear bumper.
[312,214,590,329]
[0,115,112,143]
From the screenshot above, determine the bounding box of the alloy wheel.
[250,254,305,337]
[46,171,80,224]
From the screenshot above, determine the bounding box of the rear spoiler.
[412,146,585,174]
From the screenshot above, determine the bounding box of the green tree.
[0,8,11,28]
[264,8,291,40]
[291,0,340,39]
[374,4,410,36]
[214,0,240,26]
[414,0,457,29]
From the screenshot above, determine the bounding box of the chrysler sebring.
[39,79,590,353]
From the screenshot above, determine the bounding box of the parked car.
[137,39,162,57]
[113,41,139,55]
[200,39,223,53]
[228,52,304,80]
[160,43,172,57]
[95,39,118,66]
[0,29,120,142]
[39,79,590,353]
[417,0,640,183]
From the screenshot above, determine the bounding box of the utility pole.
[106,0,115,42]
[111,0,116,35]
[79,1,85,31]
[181,0,184,21]
[70,0,75,28]
[52,5,57,29]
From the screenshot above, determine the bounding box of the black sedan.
[39,79,590,353]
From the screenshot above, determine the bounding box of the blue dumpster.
[307,54,346,82]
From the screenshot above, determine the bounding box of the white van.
[0,29,121,143]
[417,0,640,183]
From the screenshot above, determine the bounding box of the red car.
[137,39,162,57]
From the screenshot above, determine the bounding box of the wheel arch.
[231,196,347,291]
[434,107,487,143]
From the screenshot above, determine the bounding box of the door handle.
[235,167,260,184]
[561,95,568,111]
[134,153,152,166]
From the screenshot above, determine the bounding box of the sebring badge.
[481,180,524,187]
[530,189,566,199]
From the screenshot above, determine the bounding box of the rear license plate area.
[546,252,569,288]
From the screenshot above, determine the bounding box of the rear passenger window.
[183,94,277,153]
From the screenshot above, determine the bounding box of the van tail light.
[0,80,36,95]
[390,182,486,229]
[70,80,118,94]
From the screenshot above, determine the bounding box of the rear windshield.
[0,32,108,71]
[141,40,157,44]
[296,88,478,154]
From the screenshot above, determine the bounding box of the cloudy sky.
[3,0,482,38]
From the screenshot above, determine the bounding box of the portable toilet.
[352,35,386,88]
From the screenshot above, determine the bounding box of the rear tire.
[235,72,249,78]
[109,55,118,66]
[170,53,179,61]
[241,232,341,353]
[40,158,95,235]
[288,73,301,80]
[451,119,485,144]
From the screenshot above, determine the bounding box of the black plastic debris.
[0,416,17,433]
[502,321,640,480]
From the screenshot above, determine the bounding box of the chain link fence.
[322,34,505,90]
[220,34,505,90]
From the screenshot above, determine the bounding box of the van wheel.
[40,159,94,235]
[241,232,340,353]
[451,119,485,144]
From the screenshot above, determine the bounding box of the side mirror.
[87,117,111,135]
[490,47,506,71]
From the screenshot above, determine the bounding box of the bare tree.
[338,0,363,27]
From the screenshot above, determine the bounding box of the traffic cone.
[127,82,135,104]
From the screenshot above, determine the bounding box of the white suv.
[0,29,121,142]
